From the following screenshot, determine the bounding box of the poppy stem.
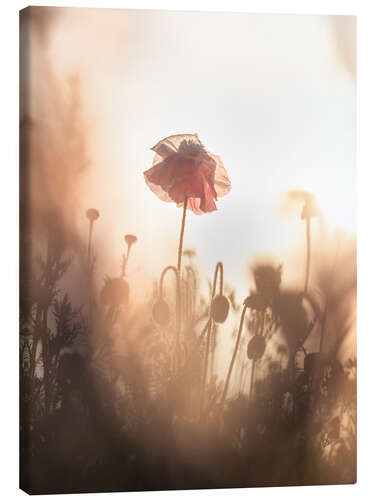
[249,359,257,404]
[220,304,249,410]
[121,243,132,278]
[319,303,328,353]
[199,317,212,420]
[304,216,311,294]
[213,261,224,296]
[87,220,94,262]
[200,262,224,420]
[177,194,188,275]
[159,265,181,370]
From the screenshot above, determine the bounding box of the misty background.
[20,6,356,373]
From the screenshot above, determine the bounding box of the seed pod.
[86,208,100,221]
[152,299,170,326]
[211,295,230,323]
[124,234,137,246]
[100,277,129,306]
[247,335,266,360]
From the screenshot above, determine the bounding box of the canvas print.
[19,7,356,494]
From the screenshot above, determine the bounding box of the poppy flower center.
[177,139,205,157]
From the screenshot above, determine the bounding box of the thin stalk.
[220,304,249,409]
[304,216,311,294]
[41,232,53,416]
[160,265,181,370]
[181,319,210,373]
[199,318,212,420]
[249,311,264,404]
[249,360,257,403]
[213,261,224,296]
[30,307,41,382]
[238,362,245,396]
[186,267,196,320]
[87,220,94,262]
[210,325,217,382]
[319,303,328,353]
[200,262,224,419]
[177,194,188,274]
[121,243,132,278]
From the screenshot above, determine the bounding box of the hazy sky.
[46,8,355,302]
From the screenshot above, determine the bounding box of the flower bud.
[211,295,230,323]
[86,208,100,221]
[124,234,137,246]
[247,335,266,360]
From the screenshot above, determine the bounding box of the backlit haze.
[27,8,356,363]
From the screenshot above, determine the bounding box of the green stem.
[159,265,181,370]
[199,318,212,420]
[319,303,328,353]
[212,261,224,296]
[200,262,224,419]
[87,220,94,262]
[181,319,210,372]
[220,304,249,409]
[122,243,132,278]
[249,360,257,403]
[177,195,188,275]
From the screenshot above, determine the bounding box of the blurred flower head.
[286,190,320,220]
[124,234,138,246]
[211,295,230,323]
[144,134,231,214]
[183,248,196,259]
[244,293,268,312]
[86,208,100,222]
[252,264,282,302]
[247,335,266,360]
[100,277,129,307]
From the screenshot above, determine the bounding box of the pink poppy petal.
[186,197,204,215]
[211,154,231,197]
[145,135,231,213]
[151,134,202,162]
[144,159,178,189]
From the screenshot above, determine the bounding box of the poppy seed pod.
[211,294,230,323]
[125,234,138,246]
[86,208,100,221]
[152,299,170,326]
[247,335,266,360]
[100,277,129,307]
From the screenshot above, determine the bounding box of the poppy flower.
[144,134,231,214]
